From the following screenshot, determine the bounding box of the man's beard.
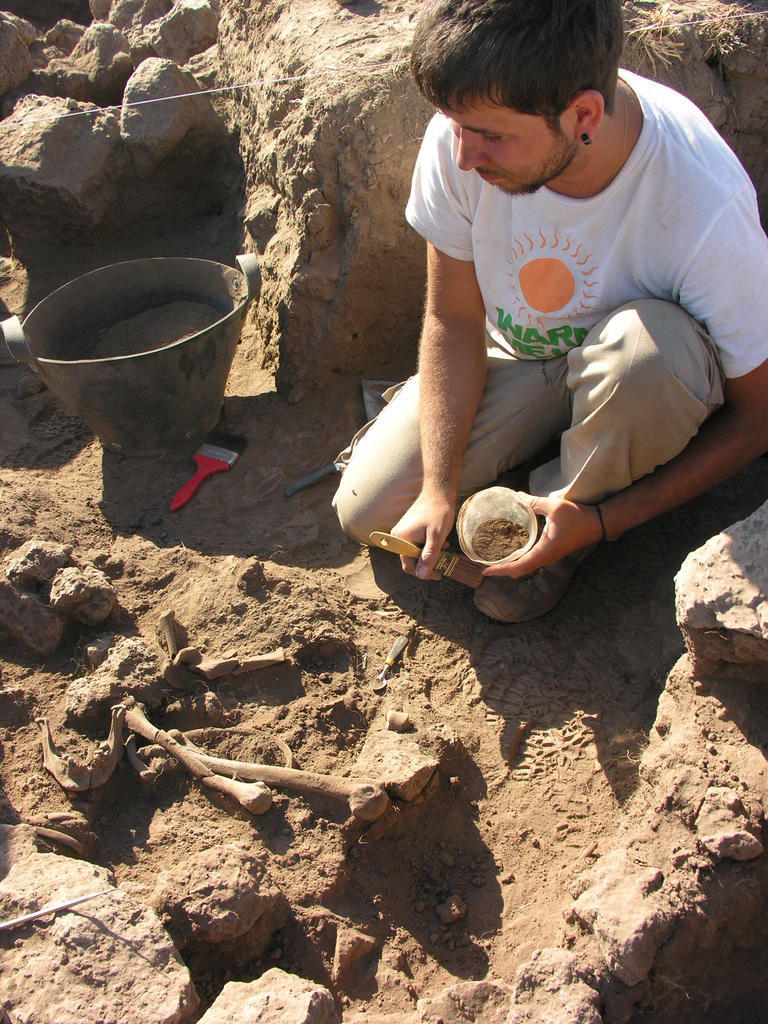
[477,131,578,195]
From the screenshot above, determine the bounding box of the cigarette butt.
[386,709,410,732]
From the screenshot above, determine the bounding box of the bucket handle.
[235,253,262,301]
[1,315,36,368]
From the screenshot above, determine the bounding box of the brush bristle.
[434,551,485,588]
[197,430,247,463]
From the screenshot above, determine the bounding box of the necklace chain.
[612,86,630,184]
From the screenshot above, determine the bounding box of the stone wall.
[217,0,432,400]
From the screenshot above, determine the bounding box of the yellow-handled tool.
[376,634,408,689]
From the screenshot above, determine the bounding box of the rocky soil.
[1,2,768,1023]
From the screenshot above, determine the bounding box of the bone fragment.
[178,729,295,769]
[37,705,125,793]
[121,702,273,816]
[200,775,272,814]
[505,720,532,767]
[125,734,163,783]
[233,648,286,673]
[158,736,390,822]
[32,826,85,856]
[162,661,201,690]
[173,646,202,666]
[188,657,240,680]
[158,610,179,659]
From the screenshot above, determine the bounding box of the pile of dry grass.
[622,0,764,74]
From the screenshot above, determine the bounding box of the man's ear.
[562,89,605,142]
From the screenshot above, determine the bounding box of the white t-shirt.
[405,70,768,378]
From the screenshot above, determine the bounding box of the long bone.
[37,705,126,793]
[125,734,164,783]
[165,725,391,823]
[121,702,272,815]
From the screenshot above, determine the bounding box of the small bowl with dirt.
[456,487,538,566]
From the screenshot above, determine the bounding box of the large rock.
[49,564,118,624]
[694,785,764,862]
[42,18,86,56]
[0,94,124,239]
[65,634,163,721]
[507,948,602,1024]
[32,21,133,104]
[5,538,75,589]
[0,15,33,97]
[147,0,218,64]
[95,0,174,59]
[0,822,39,879]
[150,844,289,958]
[198,969,339,1024]
[417,980,511,1023]
[332,923,379,988]
[570,849,676,988]
[3,11,36,46]
[0,577,67,655]
[675,499,768,676]
[120,56,220,176]
[354,721,439,802]
[0,842,199,1024]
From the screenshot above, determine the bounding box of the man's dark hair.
[411,0,624,121]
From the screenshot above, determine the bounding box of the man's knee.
[576,298,722,406]
[332,472,369,545]
[332,465,400,545]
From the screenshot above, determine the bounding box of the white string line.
[2,5,766,131]
[1,60,410,130]
[626,5,768,35]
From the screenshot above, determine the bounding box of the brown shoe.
[473,547,594,623]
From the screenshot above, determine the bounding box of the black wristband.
[595,503,608,543]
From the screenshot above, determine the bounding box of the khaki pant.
[332,300,724,543]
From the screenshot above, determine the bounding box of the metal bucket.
[1,253,261,456]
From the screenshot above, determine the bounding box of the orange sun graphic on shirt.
[509,229,598,327]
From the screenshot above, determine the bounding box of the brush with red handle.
[170,432,246,512]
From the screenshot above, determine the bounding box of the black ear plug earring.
[581,132,592,145]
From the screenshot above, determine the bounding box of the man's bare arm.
[391,243,487,576]
[602,355,768,536]
[486,354,768,577]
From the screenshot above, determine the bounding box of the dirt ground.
[2,218,768,1020]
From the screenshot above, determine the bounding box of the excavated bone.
[121,702,272,815]
[37,705,125,792]
[32,826,85,856]
[232,648,286,673]
[158,609,180,658]
[188,656,240,680]
[174,728,295,769]
[125,734,164,783]
[165,726,391,823]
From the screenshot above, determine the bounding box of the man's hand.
[391,244,487,582]
[390,491,456,580]
[481,491,604,579]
